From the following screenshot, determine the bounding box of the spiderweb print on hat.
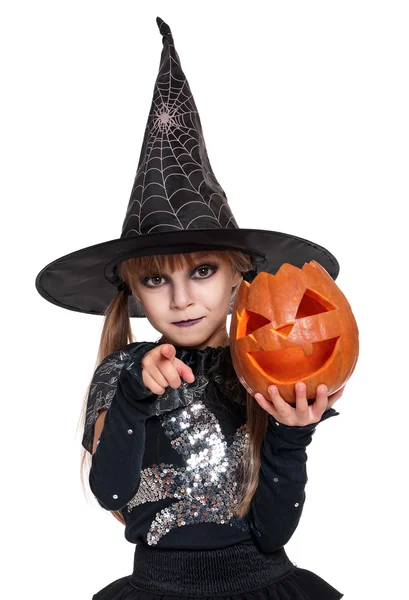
[120,17,239,238]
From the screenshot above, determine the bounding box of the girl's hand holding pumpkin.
[141,343,195,395]
[254,382,345,427]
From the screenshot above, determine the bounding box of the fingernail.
[296,382,305,391]
[269,385,277,393]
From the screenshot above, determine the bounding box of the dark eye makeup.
[141,263,219,288]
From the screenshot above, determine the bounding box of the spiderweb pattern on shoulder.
[81,347,133,454]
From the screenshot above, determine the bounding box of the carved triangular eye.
[295,289,337,319]
[236,309,270,339]
[245,310,270,336]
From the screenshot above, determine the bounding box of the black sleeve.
[88,342,159,511]
[88,341,203,511]
[248,408,340,553]
[82,346,138,455]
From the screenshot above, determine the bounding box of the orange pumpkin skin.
[230,260,359,405]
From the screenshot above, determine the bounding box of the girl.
[80,249,345,599]
[35,16,346,599]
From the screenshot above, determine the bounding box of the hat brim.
[35,228,339,318]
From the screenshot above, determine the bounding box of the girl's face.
[132,253,243,349]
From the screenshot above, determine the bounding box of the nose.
[170,280,195,310]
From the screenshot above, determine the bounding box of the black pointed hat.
[35,16,339,318]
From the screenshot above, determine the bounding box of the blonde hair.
[77,249,268,525]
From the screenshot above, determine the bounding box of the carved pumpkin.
[230,260,359,405]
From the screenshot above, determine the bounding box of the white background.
[2,1,408,598]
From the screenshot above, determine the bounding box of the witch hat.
[35,16,339,318]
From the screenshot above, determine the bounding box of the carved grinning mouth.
[247,336,340,383]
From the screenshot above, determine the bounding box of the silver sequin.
[127,401,250,545]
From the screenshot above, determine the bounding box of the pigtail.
[96,284,135,365]
[233,392,269,518]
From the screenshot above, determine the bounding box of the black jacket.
[84,342,339,552]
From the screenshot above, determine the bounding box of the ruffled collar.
[152,341,232,364]
[173,343,246,407]
[171,343,230,354]
[128,341,245,406]
[173,343,232,367]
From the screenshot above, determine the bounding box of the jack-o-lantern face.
[230,260,359,405]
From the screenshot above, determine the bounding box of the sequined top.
[84,341,339,552]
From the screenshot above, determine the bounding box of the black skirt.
[92,542,343,600]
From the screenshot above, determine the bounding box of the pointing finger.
[160,344,176,360]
